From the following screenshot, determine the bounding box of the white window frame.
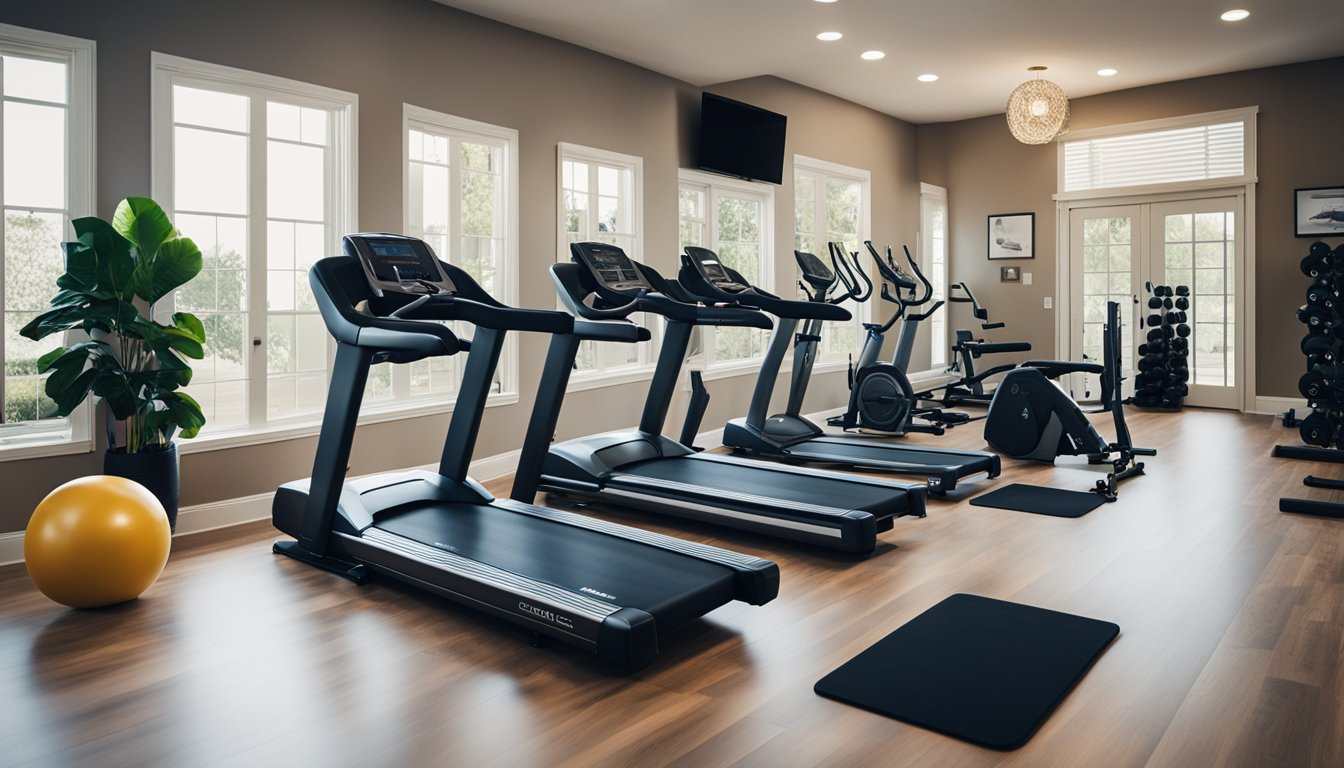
[151,53,359,454]
[793,155,871,374]
[556,142,655,391]
[1053,107,1258,411]
[677,168,775,380]
[384,104,520,412]
[0,24,96,461]
[919,182,949,374]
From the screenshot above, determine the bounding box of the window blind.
[1062,120,1245,192]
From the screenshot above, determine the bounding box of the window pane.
[4,55,66,103]
[267,140,325,221]
[3,102,65,209]
[3,211,64,424]
[174,85,246,132]
[175,126,247,215]
[300,107,327,146]
[267,101,301,142]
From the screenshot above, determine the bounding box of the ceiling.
[434,0,1344,123]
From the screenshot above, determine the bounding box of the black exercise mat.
[814,594,1119,750]
[970,483,1106,518]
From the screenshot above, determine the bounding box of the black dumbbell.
[1301,410,1337,447]
[1171,337,1189,354]
[1307,279,1335,307]
[1304,253,1329,278]
[1174,296,1189,311]
[1301,369,1330,399]
[1147,328,1165,343]
[1147,314,1162,327]
[1147,296,1162,309]
[1163,297,1174,310]
[1176,324,1191,338]
[1175,285,1190,297]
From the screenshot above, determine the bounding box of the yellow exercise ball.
[25,475,172,608]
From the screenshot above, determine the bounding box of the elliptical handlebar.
[828,242,872,304]
[949,282,993,326]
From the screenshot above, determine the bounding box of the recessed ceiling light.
[860,50,885,61]
[1097,68,1118,76]
[1220,9,1250,21]
[816,31,843,41]
[815,0,838,3]
[917,74,939,82]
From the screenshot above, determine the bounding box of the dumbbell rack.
[1131,283,1191,409]
[1276,240,1344,519]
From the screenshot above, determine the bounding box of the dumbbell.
[1174,296,1190,311]
[1176,323,1192,338]
[1147,328,1166,343]
[1300,305,1335,330]
[1164,386,1185,403]
[1303,253,1329,278]
[1174,285,1190,297]
[1300,410,1337,447]
[1163,297,1174,310]
[1138,356,1165,372]
[1307,279,1335,307]
[1301,369,1330,399]
[1147,296,1162,309]
[1146,314,1163,327]
[1171,337,1189,354]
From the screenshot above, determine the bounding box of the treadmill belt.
[376,503,735,629]
[798,441,995,472]
[623,455,904,514]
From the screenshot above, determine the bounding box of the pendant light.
[1005,66,1070,145]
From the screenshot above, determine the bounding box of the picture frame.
[1295,186,1344,238]
[988,212,1034,259]
[1000,266,1021,283]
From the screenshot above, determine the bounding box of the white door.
[1067,195,1244,409]
[1148,197,1241,409]
[1069,205,1141,400]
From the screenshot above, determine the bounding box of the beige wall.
[917,56,1344,400]
[0,0,921,533]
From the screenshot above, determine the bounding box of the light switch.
[1023,272,1033,285]
[1044,296,1053,310]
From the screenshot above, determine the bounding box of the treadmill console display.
[683,247,749,294]
[344,234,455,296]
[570,242,651,294]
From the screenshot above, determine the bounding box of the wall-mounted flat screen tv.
[697,92,787,185]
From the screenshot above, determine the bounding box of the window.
[557,143,652,379]
[793,156,870,365]
[1059,107,1257,197]
[357,105,518,410]
[151,54,355,440]
[920,183,948,370]
[0,24,94,457]
[678,170,773,369]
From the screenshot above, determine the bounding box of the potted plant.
[21,197,207,531]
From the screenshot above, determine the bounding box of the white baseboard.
[1252,396,1305,417]
[0,448,526,567]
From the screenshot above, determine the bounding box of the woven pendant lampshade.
[1005,66,1070,145]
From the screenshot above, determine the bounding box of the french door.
[1068,194,1243,409]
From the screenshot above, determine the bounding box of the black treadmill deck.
[374,502,736,630]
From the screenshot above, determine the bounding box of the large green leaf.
[91,363,137,419]
[112,197,174,265]
[20,305,92,340]
[149,390,206,440]
[172,311,206,343]
[162,332,205,360]
[45,368,97,416]
[73,216,135,298]
[61,240,98,290]
[133,236,203,304]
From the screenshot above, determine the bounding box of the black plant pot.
[104,442,180,533]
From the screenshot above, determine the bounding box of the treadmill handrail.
[552,261,774,329]
[312,257,463,356]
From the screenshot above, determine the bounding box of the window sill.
[812,360,851,376]
[567,365,657,393]
[699,360,765,383]
[178,391,520,455]
[0,437,95,462]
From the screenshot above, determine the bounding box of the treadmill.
[272,233,778,670]
[679,246,1000,495]
[509,241,926,555]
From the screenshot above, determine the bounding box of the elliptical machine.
[932,282,1033,407]
[983,300,1155,500]
[828,240,960,435]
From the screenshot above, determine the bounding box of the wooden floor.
[3,408,1342,767]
